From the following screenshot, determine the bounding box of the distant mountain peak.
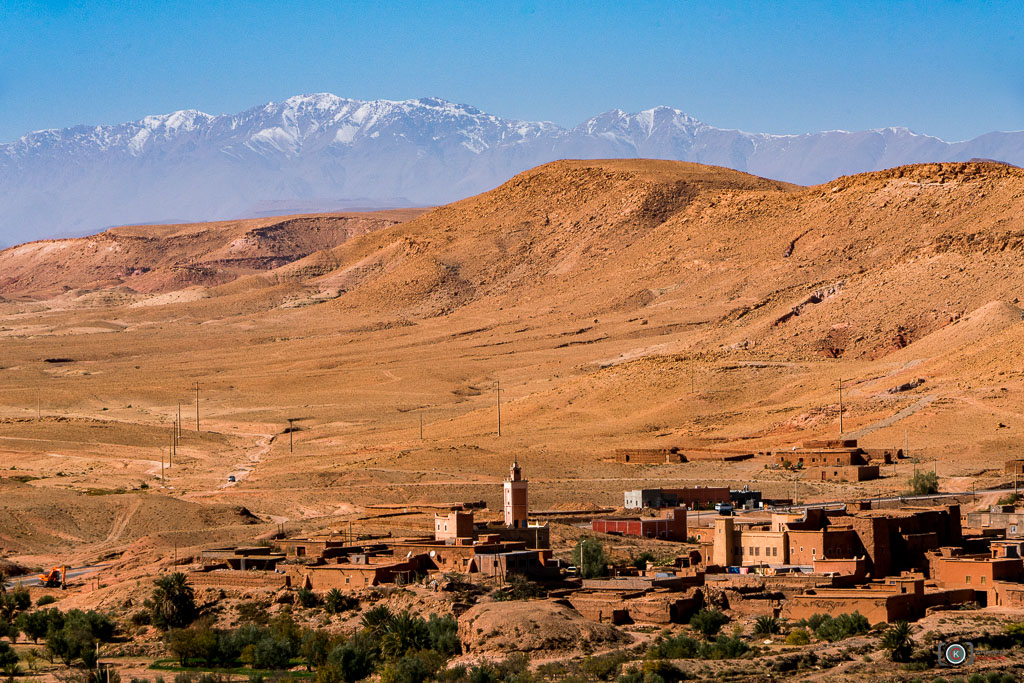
[2,93,1022,246]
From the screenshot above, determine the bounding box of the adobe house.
[296,553,427,591]
[592,508,687,542]
[781,573,976,623]
[434,511,475,542]
[703,503,962,578]
[805,465,880,482]
[965,505,1024,537]
[772,439,895,476]
[928,543,1024,606]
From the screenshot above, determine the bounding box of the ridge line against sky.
[1,1,1022,144]
[5,93,1024,147]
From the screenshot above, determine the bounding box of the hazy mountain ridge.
[2,93,1023,245]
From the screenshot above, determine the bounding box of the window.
[800,547,804,552]
[773,547,778,557]
[981,576,987,585]
[755,547,760,556]
[749,546,754,555]
[966,576,971,584]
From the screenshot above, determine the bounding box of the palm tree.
[360,604,394,637]
[147,572,197,629]
[881,621,913,662]
[754,615,781,635]
[379,611,429,659]
[324,588,345,614]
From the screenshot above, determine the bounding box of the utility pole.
[288,419,295,453]
[36,390,40,420]
[690,360,695,394]
[419,413,424,441]
[496,379,502,437]
[194,382,200,432]
[169,430,174,467]
[838,378,845,434]
[177,402,182,438]
[161,449,164,480]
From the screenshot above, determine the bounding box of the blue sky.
[0,1,1021,143]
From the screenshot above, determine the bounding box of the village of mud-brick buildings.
[188,440,1024,628]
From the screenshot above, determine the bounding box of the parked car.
[228,475,236,482]
[715,502,734,515]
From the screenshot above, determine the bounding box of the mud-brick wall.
[188,571,289,590]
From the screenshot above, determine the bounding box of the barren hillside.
[0,209,424,299]
[3,158,1024,575]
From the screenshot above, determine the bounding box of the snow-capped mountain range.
[2,93,1022,246]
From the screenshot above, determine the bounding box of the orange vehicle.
[38,566,67,589]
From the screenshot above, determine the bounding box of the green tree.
[0,642,18,671]
[322,590,353,615]
[880,621,914,662]
[147,573,198,630]
[689,609,728,639]
[300,629,331,671]
[296,588,319,609]
[572,538,608,579]
[908,470,939,496]
[165,628,200,667]
[380,612,429,660]
[17,609,51,643]
[360,605,394,637]
[426,614,460,657]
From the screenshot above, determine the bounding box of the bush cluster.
[647,631,749,660]
[796,612,869,642]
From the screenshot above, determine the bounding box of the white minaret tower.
[503,458,528,528]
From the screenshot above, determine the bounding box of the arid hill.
[3,158,1024,580]
[0,209,424,299]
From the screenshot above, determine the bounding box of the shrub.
[36,595,57,607]
[235,602,270,625]
[701,635,749,659]
[810,612,869,642]
[379,651,444,683]
[297,588,319,609]
[0,642,18,671]
[785,628,811,646]
[689,609,728,639]
[323,589,356,615]
[426,614,460,657]
[907,471,939,496]
[997,493,1020,506]
[648,633,701,659]
[579,650,629,680]
[1005,621,1024,644]
[754,615,781,635]
[490,575,544,601]
[631,551,656,570]
[323,633,376,683]
[880,621,913,662]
